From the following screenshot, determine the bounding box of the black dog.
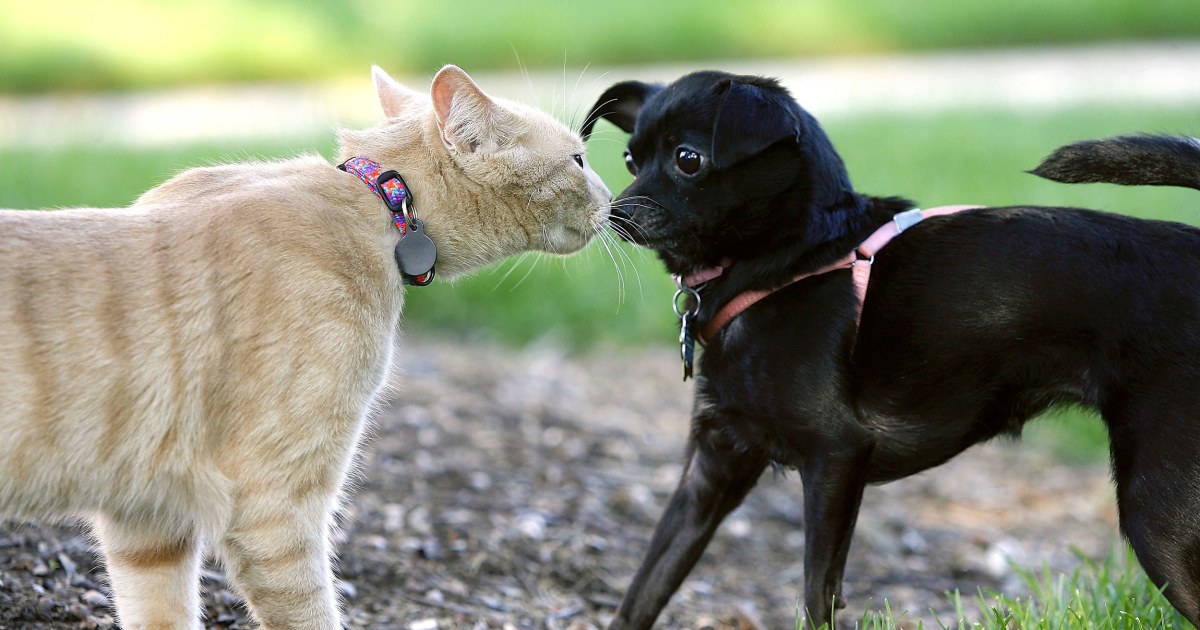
[582,71,1200,628]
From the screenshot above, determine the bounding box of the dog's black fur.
[583,72,1200,629]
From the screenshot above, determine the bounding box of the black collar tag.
[394,218,437,285]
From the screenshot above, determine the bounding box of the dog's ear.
[373,65,422,118]
[581,81,663,140]
[430,65,519,154]
[711,81,799,169]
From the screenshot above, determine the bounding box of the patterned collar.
[338,156,437,286]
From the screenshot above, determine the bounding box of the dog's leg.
[609,428,768,630]
[798,435,874,629]
[93,515,203,630]
[1106,396,1200,625]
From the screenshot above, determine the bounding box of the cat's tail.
[1029,133,1200,192]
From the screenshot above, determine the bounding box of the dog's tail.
[1029,134,1200,192]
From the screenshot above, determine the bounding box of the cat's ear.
[430,65,514,154]
[581,81,663,140]
[372,66,421,119]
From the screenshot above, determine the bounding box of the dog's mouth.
[608,197,673,249]
[608,198,717,275]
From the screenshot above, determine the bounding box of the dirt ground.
[1,339,1122,630]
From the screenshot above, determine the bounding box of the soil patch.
[1,340,1120,629]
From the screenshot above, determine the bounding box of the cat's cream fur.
[0,65,609,629]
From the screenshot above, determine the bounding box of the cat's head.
[343,65,611,278]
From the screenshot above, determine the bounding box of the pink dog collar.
[689,205,982,345]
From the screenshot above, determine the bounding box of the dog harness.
[673,205,982,379]
[339,156,437,286]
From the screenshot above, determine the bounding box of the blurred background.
[2,0,1200,448]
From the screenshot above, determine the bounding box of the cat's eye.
[623,150,637,176]
[675,147,704,176]
[572,153,585,168]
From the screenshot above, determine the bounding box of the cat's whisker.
[492,251,532,292]
[580,97,622,137]
[585,137,629,147]
[608,204,656,242]
[600,227,645,302]
[592,225,627,305]
[509,46,541,111]
[609,225,655,264]
[566,64,595,133]
[508,250,544,292]
[560,58,569,127]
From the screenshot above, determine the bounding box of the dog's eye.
[572,153,585,168]
[675,147,704,176]
[623,150,638,176]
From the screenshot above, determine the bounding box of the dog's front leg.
[798,437,873,629]
[609,428,768,630]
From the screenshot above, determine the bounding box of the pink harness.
[680,205,982,345]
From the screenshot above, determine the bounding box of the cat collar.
[338,156,437,286]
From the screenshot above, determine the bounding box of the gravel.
[1,339,1121,629]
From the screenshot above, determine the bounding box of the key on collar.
[679,313,695,380]
[672,286,701,381]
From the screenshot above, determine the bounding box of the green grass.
[836,547,1192,629]
[3,0,1200,92]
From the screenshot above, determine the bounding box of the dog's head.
[584,71,860,275]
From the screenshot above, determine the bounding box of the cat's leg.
[219,491,341,630]
[93,516,203,630]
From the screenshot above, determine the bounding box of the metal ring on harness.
[672,286,701,319]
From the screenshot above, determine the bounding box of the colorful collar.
[673,205,982,379]
[339,156,437,286]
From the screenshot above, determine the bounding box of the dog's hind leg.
[608,427,768,630]
[1105,391,1200,625]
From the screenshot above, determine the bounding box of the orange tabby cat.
[0,65,610,629]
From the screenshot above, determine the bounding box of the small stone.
[409,618,438,630]
[217,589,242,607]
[36,596,56,616]
[57,552,77,576]
[514,511,547,540]
[382,503,406,532]
[67,602,91,620]
[468,471,492,491]
[418,537,444,561]
[82,589,110,608]
[725,516,752,538]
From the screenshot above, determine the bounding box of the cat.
[0,64,610,629]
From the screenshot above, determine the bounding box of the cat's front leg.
[93,516,203,630]
[220,491,341,629]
